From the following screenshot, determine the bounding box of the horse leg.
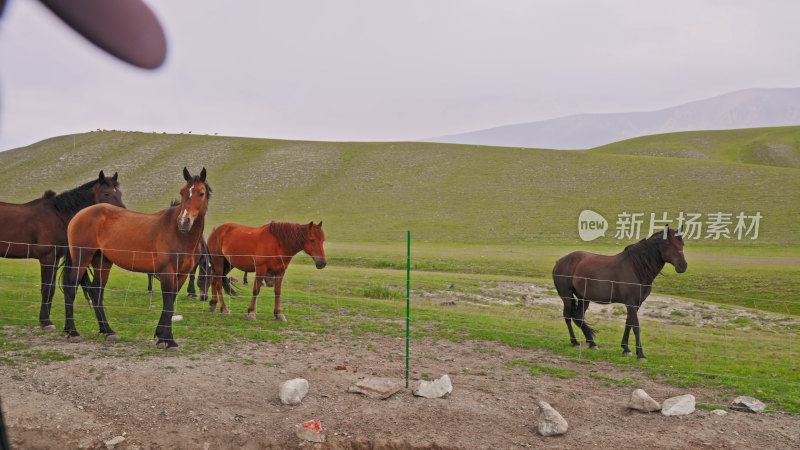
[555,282,580,347]
[625,305,646,361]
[246,274,264,321]
[38,251,58,330]
[88,254,118,340]
[574,298,598,348]
[63,248,94,342]
[243,272,248,285]
[208,254,227,313]
[154,273,185,352]
[621,312,633,356]
[197,260,209,302]
[273,272,287,321]
[187,263,198,299]
[147,274,155,294]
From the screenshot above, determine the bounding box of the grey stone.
[730,396,766,413]
[537,401,568,436]
[412,374,453,398]
[104,436,125,449]
[711,409,728,416]
[348,377,404,399]
[661,394,695,416]
[279,378,309,405]
[628,388,661,412]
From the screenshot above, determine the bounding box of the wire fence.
[1,240,799,402]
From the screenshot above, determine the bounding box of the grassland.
[592,125,800,168]
[0,130,798,411]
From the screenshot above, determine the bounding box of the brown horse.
[207,221,327,321]
[61,168,210,351]
[552,227,687,361]
[0,171,124,329]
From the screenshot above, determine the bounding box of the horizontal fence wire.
[1,243,798,399]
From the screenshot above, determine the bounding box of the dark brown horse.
[0,171,124,329]
[552,227,687,361]
[61,168,210,351]
[207,221,327,321]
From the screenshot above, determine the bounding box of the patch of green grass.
[363,284,404,300]
[505,360,578,379]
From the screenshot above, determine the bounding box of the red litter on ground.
[296,419,325,443]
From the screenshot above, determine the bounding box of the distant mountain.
[427,88,800,149]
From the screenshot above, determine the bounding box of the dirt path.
[1,324,798,449]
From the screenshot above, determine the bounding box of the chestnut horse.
[207,221,327,321]
[61,168,210,351]
[0,171,124,329]
[552,227,687,361]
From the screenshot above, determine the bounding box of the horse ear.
[200,167,207,182]
[308,221,314,229]
[112,172,119,182]
[98,170,105,181]
[318,221,322,228]
[183,167,191,182]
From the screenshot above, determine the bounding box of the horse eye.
[199,192,205,197]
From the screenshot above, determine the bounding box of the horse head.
[660,225,687,273]
[93,170,125,208]
[177,167,210,233]
[304,221,327,269]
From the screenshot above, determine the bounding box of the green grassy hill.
[1,130,798,248]
[592,126,800,169]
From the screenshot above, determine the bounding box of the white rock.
[628,389,661,412]
[730,396,766,413]
[661,394,695,416]
[537,401,568,436]
[279,378,309,405]
[412,374,453,398]
[711,409,728,416]
[104,436,125,449]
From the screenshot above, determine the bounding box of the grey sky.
[1,0,799,151]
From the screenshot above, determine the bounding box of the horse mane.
[42,190,56,199]
[49,177,119,215]
[267,221,308,254]
[622,231,667,285]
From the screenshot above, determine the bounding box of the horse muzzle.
[315,258,327,269]
[177,217,194,233]
[675,262,688,273]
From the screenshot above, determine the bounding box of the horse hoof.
[40,324,57,331]
[637,357,648,362]
[246,315,256,321]
[67,335,83,343]
[155,341,168,349]
[148,290,154,295]
[105,334,120,342]
[188,294,198,299]
[166,346,181,353]
[275,314,287,322]
[221,310,231,316]
[622,351,632,356]
[590,345,599,350]
[572,343,581,348]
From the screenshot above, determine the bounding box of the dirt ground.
[2,325,798,449]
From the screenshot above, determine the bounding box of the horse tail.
[220,257,238,296]
[58,250,94,302]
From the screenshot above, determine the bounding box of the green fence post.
[406,230,410,388]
